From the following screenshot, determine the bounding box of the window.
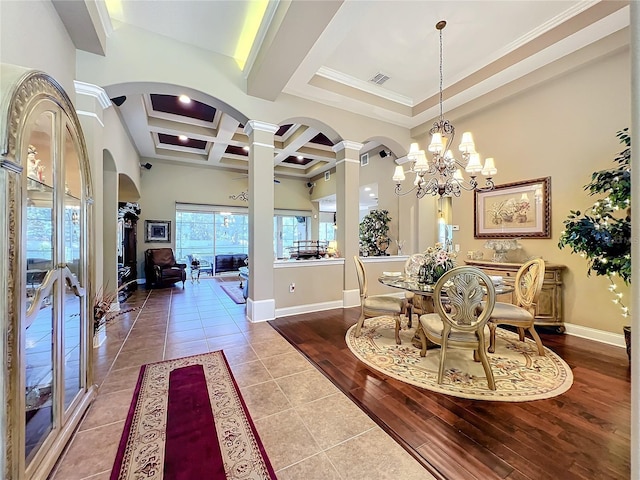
[274,215,310,259]
[175,211,215,265]
[176,204,310,263]
[318,211,336,243]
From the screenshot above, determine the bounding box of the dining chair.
[402,253,428,325]
[417,266,497,390]
[353,256,409,344]
[488,258,546,356]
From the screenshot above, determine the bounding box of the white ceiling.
[57,1,630,179]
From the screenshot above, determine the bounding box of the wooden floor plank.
[269,308,631,480]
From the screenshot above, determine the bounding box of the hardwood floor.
[269,308,631,480]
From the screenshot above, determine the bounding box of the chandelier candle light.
[393,20,497,197]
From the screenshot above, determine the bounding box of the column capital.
[244,120,279,136]
[74,81,111,109]
[332,140,363,153]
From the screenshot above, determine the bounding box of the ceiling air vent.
[369,72,390,85]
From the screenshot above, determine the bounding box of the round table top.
[378,274,515,296]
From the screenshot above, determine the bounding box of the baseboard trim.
[247,298,275,323]
[343,289,360,308]
[564,322,626,348]
[276,300,344,318]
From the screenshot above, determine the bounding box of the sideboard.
[465,259,566,332]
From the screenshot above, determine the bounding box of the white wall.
[0,0,76,95]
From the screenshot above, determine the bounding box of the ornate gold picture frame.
[474,177,551,238]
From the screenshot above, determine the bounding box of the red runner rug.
[111,351,276,480]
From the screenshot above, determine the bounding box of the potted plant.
[558,128,631,360]
[359,209,391,256]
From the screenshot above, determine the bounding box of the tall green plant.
[359,209,391,256]
[558,128,630,318]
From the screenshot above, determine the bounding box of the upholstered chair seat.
[420,313,491,344]
[353,256,410,345]
[487,259,546,356]
[364,295,405,313]
[490,303,534,322]
[416,266,497,390]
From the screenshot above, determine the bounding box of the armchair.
[145,248,186,288]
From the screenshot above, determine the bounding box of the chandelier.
[393,20,497,198]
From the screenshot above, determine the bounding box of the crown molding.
[245,120,279,136]
[74,81,111,109]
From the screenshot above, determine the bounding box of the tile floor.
[49,278,432,479]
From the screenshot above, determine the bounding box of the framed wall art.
[474,177,551,238]
[144,220,171,243]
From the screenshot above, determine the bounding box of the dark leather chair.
[145,248,186,288]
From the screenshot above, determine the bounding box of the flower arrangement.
[93,280,139,332]
[419,243,456,284]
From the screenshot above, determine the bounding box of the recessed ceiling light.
[178,135,188,142]
[364,187,371,191]
[178,94,191,104]
[297,155,304,160]
[369,193,376,197]
[243,146,250,152]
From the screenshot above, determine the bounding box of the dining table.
[378,272,515,348]
[378,273,515,299]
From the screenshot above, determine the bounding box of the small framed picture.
[145,220,171,243]
[360,153,369,166]
[325,171,331,181]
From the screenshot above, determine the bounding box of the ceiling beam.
[246,0,343,101]
[52,0,109,55]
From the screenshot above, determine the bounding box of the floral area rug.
[111,351,276,479]
[220,283,246,304]
[346,316,573,402]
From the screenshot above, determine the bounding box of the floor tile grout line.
[162,289,173,360]
[95,290,151,391]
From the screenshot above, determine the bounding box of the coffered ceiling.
[56,1,630,179]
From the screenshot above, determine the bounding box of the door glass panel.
[63,126,83,410]
[24,111,55,461]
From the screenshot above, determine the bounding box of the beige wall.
[426,47,631,334]
[274,263,343,308]
[136,161,314,278]
[360,258,410,297]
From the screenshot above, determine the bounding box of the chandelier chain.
[439,26,443,122]
[391,19,496,198]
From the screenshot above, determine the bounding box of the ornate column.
[333,140,363,307]
[245,120,278,322]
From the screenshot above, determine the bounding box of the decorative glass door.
[24,110,56,463]
[18,81,90,479]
